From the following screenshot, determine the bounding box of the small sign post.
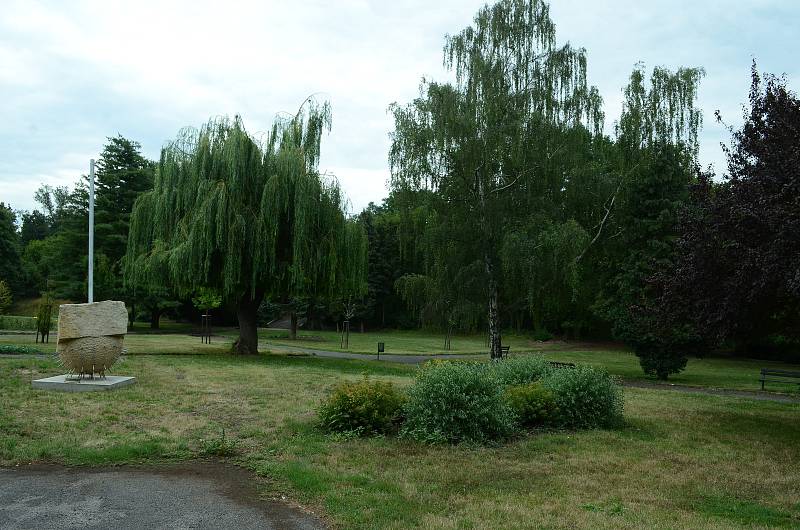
[377,342,384,361]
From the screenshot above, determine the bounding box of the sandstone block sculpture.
[57,301,128,377]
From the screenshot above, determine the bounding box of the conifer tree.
[94,135,154,267]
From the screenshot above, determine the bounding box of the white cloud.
[1,0,798,212]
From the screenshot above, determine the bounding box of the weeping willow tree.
[125,100,367,354]
[390,0,603,358]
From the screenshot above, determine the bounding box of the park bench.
[759,368,800,391]
[500,346,510,358]
[549,361,576,369]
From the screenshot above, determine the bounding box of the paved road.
[623,380,800,403]
[0,464,324,530]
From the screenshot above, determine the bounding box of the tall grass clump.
[402,361,515,444]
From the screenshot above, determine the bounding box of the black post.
[340,320,350,349]
[201,312,212,344]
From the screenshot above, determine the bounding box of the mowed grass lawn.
[3,328,799,393]
[247,328,799,393]
[1,353,799,529]
[250,327,527,355]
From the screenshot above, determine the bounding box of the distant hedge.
[0,315,57,331]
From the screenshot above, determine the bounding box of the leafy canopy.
[125,99,366,306]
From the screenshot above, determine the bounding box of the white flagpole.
[88,159,95,303]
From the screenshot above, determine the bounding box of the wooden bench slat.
[759,367,800,390]
[760,369,800,377]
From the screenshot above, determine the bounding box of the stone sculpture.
[56,301,128,378]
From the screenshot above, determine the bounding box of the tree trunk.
[234,290,264,355]
[486,264,502,359]
[289,311,298,340]
[150,308,162,329]
[477,171,502,360]
[128,303,135,330]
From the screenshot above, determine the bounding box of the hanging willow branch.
[124,99,367,309]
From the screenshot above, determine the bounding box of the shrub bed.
[317,356,624,445]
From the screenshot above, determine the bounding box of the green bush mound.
[541,366,624,429]
[401,361,516,444]
[318,377,405,436]
[505,382,558,428]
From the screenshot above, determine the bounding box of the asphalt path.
[0,463,325,530]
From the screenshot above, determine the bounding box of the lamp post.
[88,159,95,303]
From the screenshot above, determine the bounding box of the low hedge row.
[318,356,624,444]
[0,315,58,331]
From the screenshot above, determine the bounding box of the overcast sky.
[1,0,798,215]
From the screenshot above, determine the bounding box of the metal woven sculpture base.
[56,301,128,378]
[57,335,124,378]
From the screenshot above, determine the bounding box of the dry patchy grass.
[1,353,798,528]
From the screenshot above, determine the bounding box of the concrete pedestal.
[32,374,136,392]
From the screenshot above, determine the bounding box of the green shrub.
[635,340,689,380]
[402,361,515,444]
[505,382,558,428]
[541,366,624,429]
[490,355,552,386]
[532,328,554,342]
[318,377,405,436]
